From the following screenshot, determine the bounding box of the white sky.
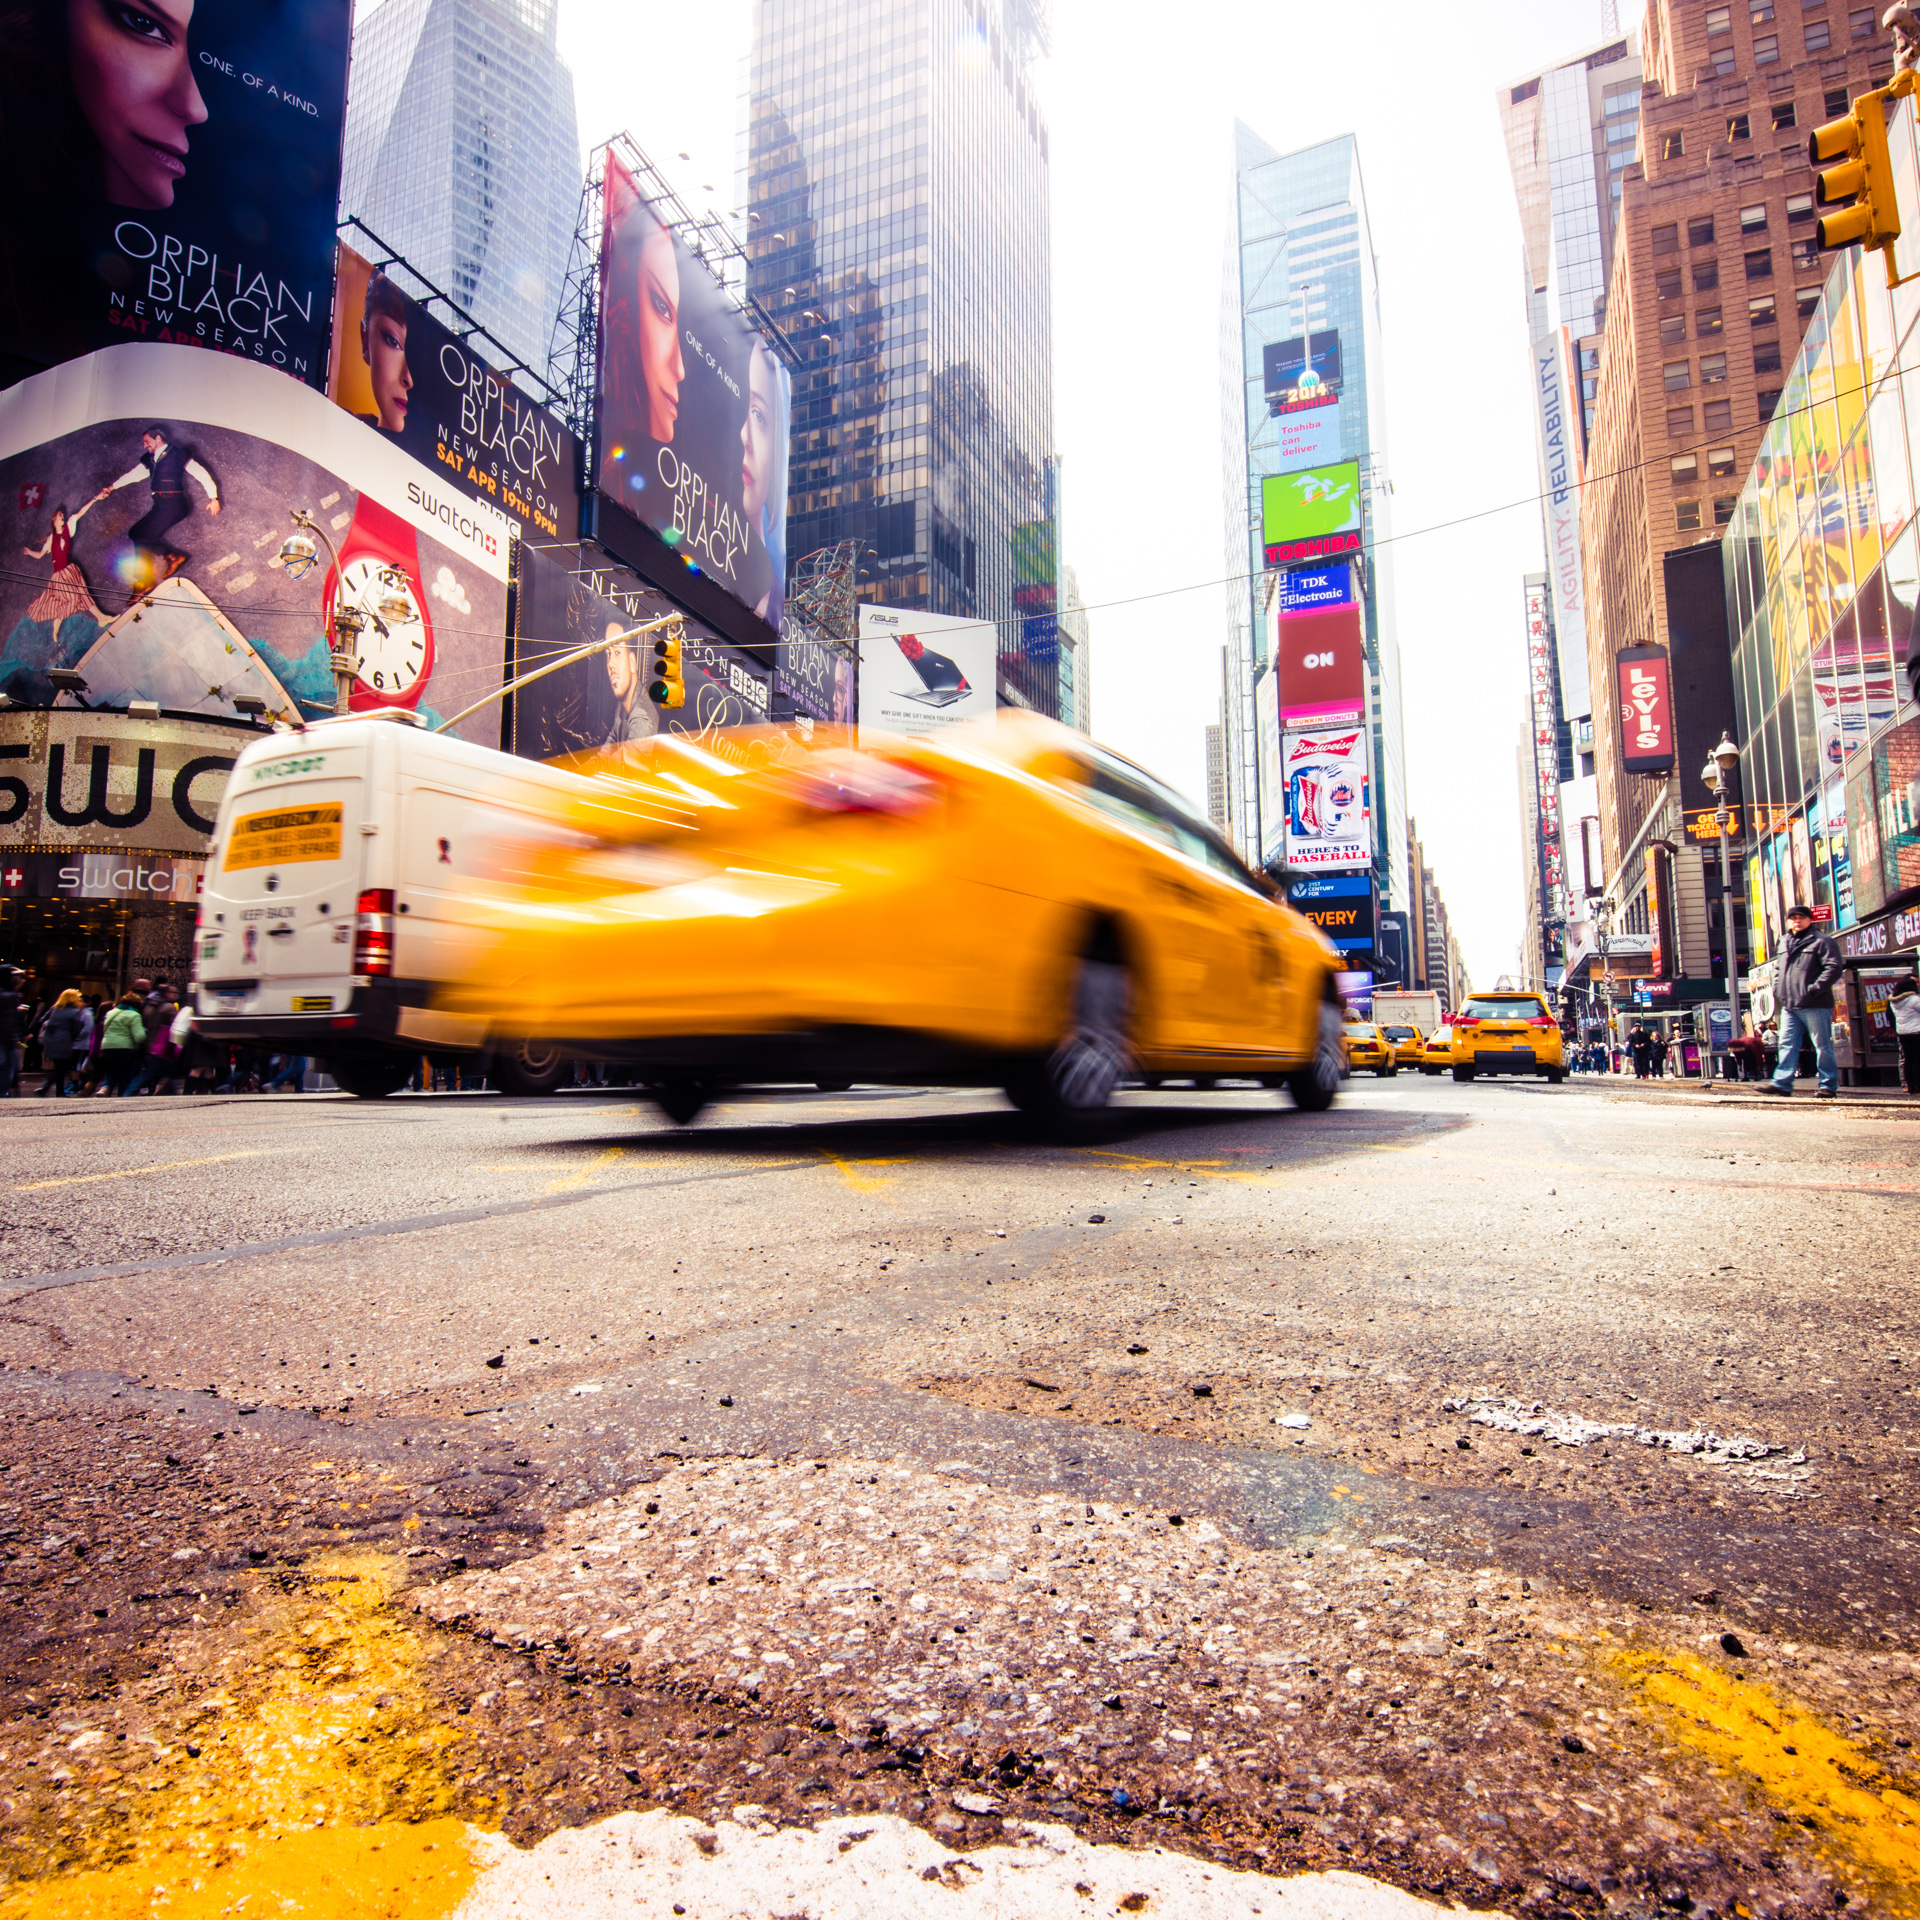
[557,0,1617,988]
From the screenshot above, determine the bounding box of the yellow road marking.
[544,1145,627,1193]
[822,1153,910,1194]
[15,1149,278,1191]
[1616,1647,1920,1911]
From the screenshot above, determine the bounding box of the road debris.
[1443,1397,1805,1471]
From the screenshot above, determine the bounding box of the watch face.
[341,557,429,700]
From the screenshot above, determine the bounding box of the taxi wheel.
[1544,1068,1565,1084]
[651,1078,710,1126]
[1287,1003,1343,1112]
[1452,1065,1476,1082]
[1007,951,1131,1131]
[815,1078,854,1093]
[492,1036,566,1097]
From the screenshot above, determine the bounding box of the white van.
[194,711,601,1097]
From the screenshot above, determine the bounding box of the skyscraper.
[1221,126,1409,919]
[747,0,1058,714]
[340,0,582,371]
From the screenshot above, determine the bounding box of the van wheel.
[331,1054,413,1100]
[493,1037,566,1097]
[1287,1002,1343,1112]
[651,1078,709,1126]
[815,1078,854,1093]
[1006,947,1131,1133]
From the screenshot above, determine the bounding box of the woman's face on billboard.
[366,307,412,432]
[638,221,683,442]
[67,0,208,210]
[742,346,777,520]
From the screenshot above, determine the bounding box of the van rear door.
[198,741,368,1021]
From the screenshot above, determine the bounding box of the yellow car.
[1342,1021,1396,1075]
[1419,1028,1453,1074]
[1381,1022,1426,1069]
[1448,992,1566,1083]
[439,714,1347,1128]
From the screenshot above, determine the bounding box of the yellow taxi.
[1342,1021,1396,1076]
[438,714,1347,1129]
[1380,1022,1427,1070]
[1419,1027,1453,1074]
[1448,991,1566,1083]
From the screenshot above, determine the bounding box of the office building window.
[1664,131,1686,160]
[1797,284,1822,316]
[1740,203,1768,233]
[1751,0,1775,14]
[1755,340,1784,373]
[1754,31,1781,59]
[1676,499,1704,531]
[1661,313,1688,346]
[1790,237,1821,271]
[1694,258,1721,291]
[1707,3,1731,28]
[1704,397,1735,431]
[1826,87,1852,116]
[1852,5,1876,32]
[1701,352,1729,383]
[1668,406,1696,436]
[1728,113,1751,140]
[1745,248,1774,279]
[1652,221,1680,254]
[1664,359,1693,390]
[1689,215,1717,246]
[1714,496,1738,525]
[1708,446,1738,477]
[1804,19,1831,49]
[1710,46,1738,74]
[1750,292,1778,324]
[1758,387,1783,417]
[1657,266,1684,298]
[1671,451,1700,482]
[1697,305,1724,334]
[1786,192,1815,223]
[1771,98,1796,129]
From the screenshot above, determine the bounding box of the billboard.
[509,545,770,762]
[1263,332,1343,407]
[857,605,996,741]
[595,156,791,632]
[1533,328,1587,709]
[774,633,852,726]
[328,245,578,545]
[1262,462,1361,567]
[1288,872,1374,950]
[1616,645,1674,776]
[1255,665,1283,868]
[1282,723,1371,872]
[1524,581,1565,928]
[0,343,509,742]
[1269,561,1366,725]
[0,0,352,386]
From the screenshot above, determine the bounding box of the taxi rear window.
[1462,997,1546,1020]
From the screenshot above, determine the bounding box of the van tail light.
[353,888,395,977]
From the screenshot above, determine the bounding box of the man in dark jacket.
[0,967,23,1098]
[1767,903,1844,1098]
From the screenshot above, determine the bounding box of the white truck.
[1371,989,1443,1037]
[193,710,600,1097]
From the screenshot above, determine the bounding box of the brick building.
[1581,0,1891,919]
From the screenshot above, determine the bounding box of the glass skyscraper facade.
[747,0,1058,712]
[341,0,582,371]
[1220,126,1408,915]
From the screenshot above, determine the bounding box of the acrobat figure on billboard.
[20,497,104,629]
[94,425,221,600]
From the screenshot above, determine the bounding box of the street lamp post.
[276,509,411,718]
[1701,734,1743,1076]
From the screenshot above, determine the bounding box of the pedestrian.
[35,989,85,1095]
[1890,977,1920,1097]
[1650,1029,1670,1078]
[75,993,104,1092]
[126,981,181,1095]
[0,968,26,1097]
[1629,1023,1652,1079]
[261,1054,307,1094]
[1766,903,1844,1098]
[96,992,147,1096]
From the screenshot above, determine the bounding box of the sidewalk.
[1562,1070,1920,1115]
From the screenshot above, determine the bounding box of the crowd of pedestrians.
[0,968,307,1099]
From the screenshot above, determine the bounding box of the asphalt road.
[1,1073,1916,1917]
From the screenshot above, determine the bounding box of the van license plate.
[291,995,335,1013]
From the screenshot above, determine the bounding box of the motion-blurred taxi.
[438,715,1348,1129]
[1448,992,1566,1083]
[1419,1028,1453,1074]
[1342,1021,1396,1076]
[1381,1022,1426,1069]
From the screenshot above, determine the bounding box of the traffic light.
[647,630,685,708]
[1809,83,1901,269]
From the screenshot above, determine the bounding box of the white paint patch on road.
[454,1810,1501,1919]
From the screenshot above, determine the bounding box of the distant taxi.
[1448,992,1566,1083]
[1380,1022,1426,1070]
[1419,1028,1453,1074]
[1342,1021,1396,1076]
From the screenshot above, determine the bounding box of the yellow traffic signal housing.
[1809,78,1910,284]
[648,632,686,709]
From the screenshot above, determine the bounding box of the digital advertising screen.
[1268,561,1365,726]
[1616,645,1674,776]
[1262,331,1342,407]
[0,343,509,742]
[857,604,996,741]
[0,0,353,386]
[1288,872,1375,951]
[596,156,791,633]
[1282,722,1371,873]
[1262,462,1362,567]
[1255,665,1282,868]
[328,244,579,545]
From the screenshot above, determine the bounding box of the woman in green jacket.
[97,994,147,1097]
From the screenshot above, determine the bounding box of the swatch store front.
[1720,93,1920,1083]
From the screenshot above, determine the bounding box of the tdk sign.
[1278,563,1354,615]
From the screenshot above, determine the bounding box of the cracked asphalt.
[1,1075,1917,1916]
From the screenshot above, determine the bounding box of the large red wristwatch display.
[323,495,436,711]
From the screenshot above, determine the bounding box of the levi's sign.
[1617,645,1674,776]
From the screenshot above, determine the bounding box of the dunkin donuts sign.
[1616,645,1675,777]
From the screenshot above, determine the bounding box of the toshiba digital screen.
[1262,462,1362,567]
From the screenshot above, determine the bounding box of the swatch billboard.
[1261,462,1362,567]
[0,0,352,386]
[328,244,578,545]
[595,156,791,634]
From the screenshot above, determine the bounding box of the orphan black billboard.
[595,155,791,633]
[0,0,353,384]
